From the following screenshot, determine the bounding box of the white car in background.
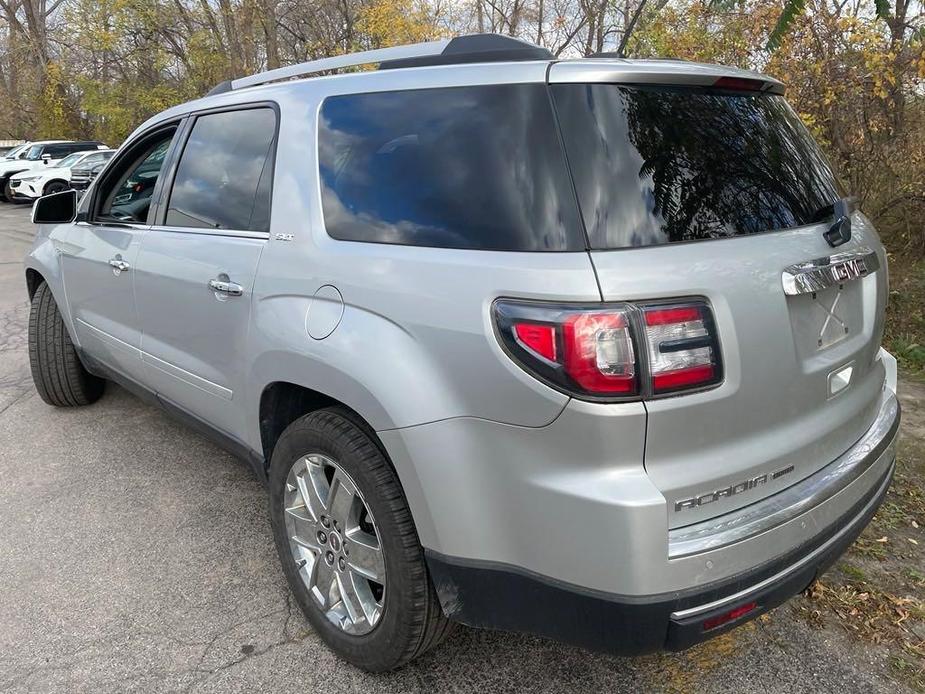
[2,142,32,160]
[9,149,115,201]
[0,140,107,201]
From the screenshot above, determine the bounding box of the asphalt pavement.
[0,203,907,693]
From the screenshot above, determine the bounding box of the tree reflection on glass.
[553,84,844,249]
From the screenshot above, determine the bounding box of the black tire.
[269,408,452,671]
[28,282,105,407]
[0,178,9,202]
[43,180,69,195]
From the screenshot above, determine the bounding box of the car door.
[134,104,277,440]
[60,125,180,383]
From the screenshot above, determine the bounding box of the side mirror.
[41,154,52,164]
[32,189,77,224]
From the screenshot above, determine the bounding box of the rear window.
[551,84,843,249]
[318,84,584,251]
[165,108,276,232]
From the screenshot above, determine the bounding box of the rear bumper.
[425,458,894,654]
[402,382,900,653]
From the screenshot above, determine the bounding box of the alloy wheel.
[284,453,386,635]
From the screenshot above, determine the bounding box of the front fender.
[23,222,77,344]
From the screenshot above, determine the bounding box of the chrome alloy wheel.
[284,453,386,635]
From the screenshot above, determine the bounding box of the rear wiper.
[816,196,857,247]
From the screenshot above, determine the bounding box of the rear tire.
[28,282,105,406]
[0,178,9,202]
[269,408,452,671]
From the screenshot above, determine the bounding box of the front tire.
[28,282,105,406]
[269,408,451,671]
[43,180,69,196]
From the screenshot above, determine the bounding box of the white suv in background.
[9,149,115,201]
[0,140,107,201]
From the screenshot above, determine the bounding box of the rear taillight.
[493,298,721,401]
[643,302,721,395]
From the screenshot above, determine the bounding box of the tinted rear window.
[318,84,584,251]
[551,84,843,249]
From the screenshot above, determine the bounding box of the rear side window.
[318,84,584,251]
[46,144,74,158]
[551,84,843,249]
[165,108,276,232]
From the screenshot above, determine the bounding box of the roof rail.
[207,34,552,96]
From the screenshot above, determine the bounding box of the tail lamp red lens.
[493,298,721,401]
[562,312,636,393]
[513,323,557,362]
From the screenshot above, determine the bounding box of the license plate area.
[788,281,864,354]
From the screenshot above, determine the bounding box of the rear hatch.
[549,62,889,528]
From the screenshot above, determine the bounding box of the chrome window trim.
[670,463,894,620]
[148,224,269,241]
[75,220,149,232]
[668,390,899,560]
[781,246,880,296]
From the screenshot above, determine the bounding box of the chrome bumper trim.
[668,390,900,560]
[671,461,894,620]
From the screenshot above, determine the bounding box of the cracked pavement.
[0,204,912,693]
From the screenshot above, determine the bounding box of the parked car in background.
[24,35,900,672]
[3,142,34,161]
[0,141,27,158]
[0,140,107,201]
[9,149,114,202]
[70,158,110,197]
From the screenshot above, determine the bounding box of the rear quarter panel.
[242,66,603,452]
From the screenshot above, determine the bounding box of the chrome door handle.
[108,257,130,273]
[208,278,244,297]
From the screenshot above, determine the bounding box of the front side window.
[164,108,276,232]
[551,84,844,249]
[97,131,175,224]
[24,145,44,160]
[318,84,584,251]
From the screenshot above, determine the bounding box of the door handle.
[208,278,244,297]
[108,257,130,273]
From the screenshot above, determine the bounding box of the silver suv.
[24,34,901,672]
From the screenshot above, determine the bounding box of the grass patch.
[905,568,925,588]
[802,580,925,665]
[839,563,868,582]
[851,535,890,560]
[890,655,925,691]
